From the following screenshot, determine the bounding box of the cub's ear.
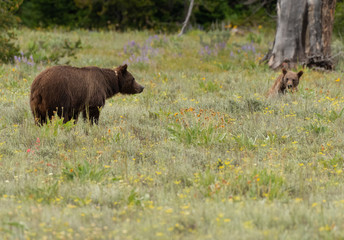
[282,68,287,75]
[118,64,128,74]
[297,70,303,78]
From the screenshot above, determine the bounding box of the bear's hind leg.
[34,112,47,125]
[30,94,47,125]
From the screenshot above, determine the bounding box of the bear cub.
[30,64,144,125]
[267,68,303,97]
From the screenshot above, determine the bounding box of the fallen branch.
[303,55,334,70]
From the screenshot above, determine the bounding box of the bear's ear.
[297,70,303,79]
[118,64,128,74]
[282,68,287,75]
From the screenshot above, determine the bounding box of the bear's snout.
[138,85,144,93]
[134,82,144,93]
[286,80,294,89]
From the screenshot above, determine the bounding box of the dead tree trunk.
[264,0,336,70]
[178,0,194,37]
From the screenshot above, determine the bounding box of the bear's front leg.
[83,106,101,124]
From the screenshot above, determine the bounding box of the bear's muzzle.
[134,82,144,93]
[138,85,144,93]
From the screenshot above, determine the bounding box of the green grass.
[1,26,344,239]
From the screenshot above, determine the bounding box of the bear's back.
[31,66,110,110]
[31,66,107,95]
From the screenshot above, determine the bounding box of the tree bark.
[264,0,336,70]
[321,0,336,57]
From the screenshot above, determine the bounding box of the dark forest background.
[1,0,343,63]
[10,0,344,34]
[9,0,329,31]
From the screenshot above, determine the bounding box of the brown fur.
[267,69,303,97]
[30,64,144,125]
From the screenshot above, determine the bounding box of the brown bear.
[267,68,303,97]
[30,64,144,125]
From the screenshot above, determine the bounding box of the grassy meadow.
[1,27,344,239]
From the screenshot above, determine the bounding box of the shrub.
[0,0,21,63]
[334,1,344,36]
